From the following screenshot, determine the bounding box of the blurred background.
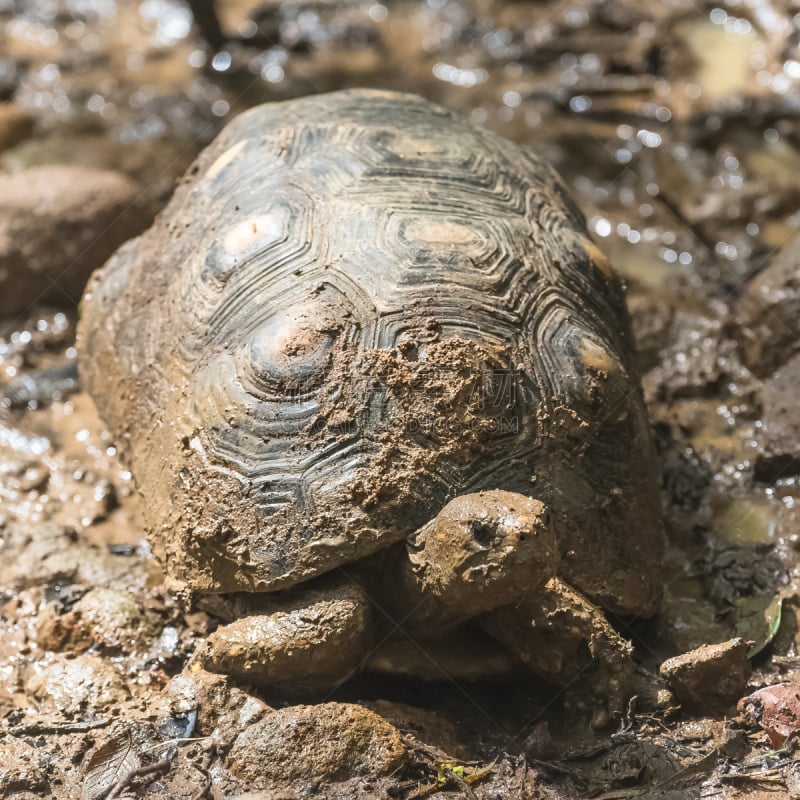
[2,0,799,289]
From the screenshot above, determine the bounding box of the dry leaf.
[82,728,141,800]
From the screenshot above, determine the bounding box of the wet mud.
[1,0,800,798]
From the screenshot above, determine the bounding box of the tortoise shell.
[79,89,663,614]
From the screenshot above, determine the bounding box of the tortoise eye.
[240,307,338,398]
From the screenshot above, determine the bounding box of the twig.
[190,751,213,800]
[720,771,784,785]
[105,760,171,799]
[401,733,456,763]
[8,719,109,736]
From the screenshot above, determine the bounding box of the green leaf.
[735,593,783,658]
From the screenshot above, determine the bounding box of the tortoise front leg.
[481,578,633,728]
[195,574,374,694]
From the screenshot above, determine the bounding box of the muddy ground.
[1,0,800,798]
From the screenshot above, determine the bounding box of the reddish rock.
[738,683,800,747]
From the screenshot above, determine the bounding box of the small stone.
[523,721,556,760]
[1,133,191,215]
[159,668,270,741]
[0,738,47,794]
[36,587,161,653]
[659,638,752,714]
[4,521,156,594]
[736,233,800,378]
[626,291,673,374]
[642,307,727,400]
[24,654,130,716]
[656,688,677,709]
[227,703,406,786]
[0,165,148,316]
[738,683,800,748]
[754,353,800,481]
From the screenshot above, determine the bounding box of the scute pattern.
[79,90,662,614]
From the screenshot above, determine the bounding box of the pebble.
[24,653,130,716]
[755,352,800,481]
[738,682,800,747]
[659,638,752,714]
[0,165,148,316]
[227,703,407,786]
[736,233,800,378]
[159,668,270,742]
[0,739,47,795]
[36,587,161,654]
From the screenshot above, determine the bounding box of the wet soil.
[2,0,800,798]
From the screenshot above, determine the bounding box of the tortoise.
[79,89,664,724]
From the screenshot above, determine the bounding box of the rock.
[626,291,673,374]
[0,103,34,153]
[659,638,752,714]
[24,653,130,716]
[365,700,479,761]
[754,353,800,481]
[0,166,148,316]
[227,703,406,786]
[642,305,731,400]
[36,587,161,654]
[1,134,193,216]
[197,578,373,692]
[159,668,269,741]
[738,683,800,748]
[0,739,47,794]
[523,721,556,760]
[736,234,800,378]
[2,360,79,408]
[2,521,157,594]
